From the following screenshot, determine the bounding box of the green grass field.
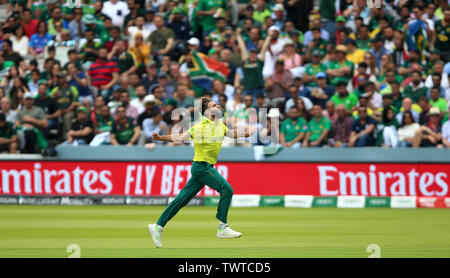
[0,205,449,258]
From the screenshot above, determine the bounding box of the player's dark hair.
[201,97,210,114]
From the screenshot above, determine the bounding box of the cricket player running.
[148,97,256,248]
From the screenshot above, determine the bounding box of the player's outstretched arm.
[152,131,191,143]
[226,125,258,138]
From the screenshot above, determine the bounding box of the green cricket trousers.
[157,161,234,227]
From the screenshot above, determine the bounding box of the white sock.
[219,222,228,229]
[156,224,163,232]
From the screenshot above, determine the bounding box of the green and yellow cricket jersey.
[188,116,228,165]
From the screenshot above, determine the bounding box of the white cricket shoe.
[217,226,242,239]
[148,224,162,248]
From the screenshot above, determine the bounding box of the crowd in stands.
[0,0,450,155]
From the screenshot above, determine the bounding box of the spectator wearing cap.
[64,106,94,145]
[413,107,443,148]
[302,104,331,148]
[87,47,120,100]
[344,38,365,65]
[303,18,330,47]
[326,45,354,86]
[0,113,17,153]
[271,3,286,30]
[196,0,229,37]
[261,25,288,78]
[310,72,335,109]
[305,27,330,61]
[329,104,353,148]
[303,51,327,88]
[142,109,167,144]
[349,106,377,147]
[186,37,200,53]
[265,58,293,108]
[235,27,271,99]
[369,35,391,69]
[148,15,175,61]
[332,16,349,45]
[34,82,60,139]
[137,94,158,129]
[102,0,130,28]
[330,81,358,112]
[15,92,48,153]
[110,105,141,146]
[278,38,302,72]
[50,72,80,140]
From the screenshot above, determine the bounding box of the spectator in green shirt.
[0,113,17,153]
[302,105,331,147]
[403,70,428,103]
[429,86,448,114]
[280,106,308,148]
[303,50,327,88]
[326,44,354,86]
[110,105,141,146]
[253,0,272,25]
[330,81,358,112]
[196,0,229,36]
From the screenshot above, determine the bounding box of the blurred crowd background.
[0,0,449,155]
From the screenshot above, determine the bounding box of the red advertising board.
[0,161,448,197]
